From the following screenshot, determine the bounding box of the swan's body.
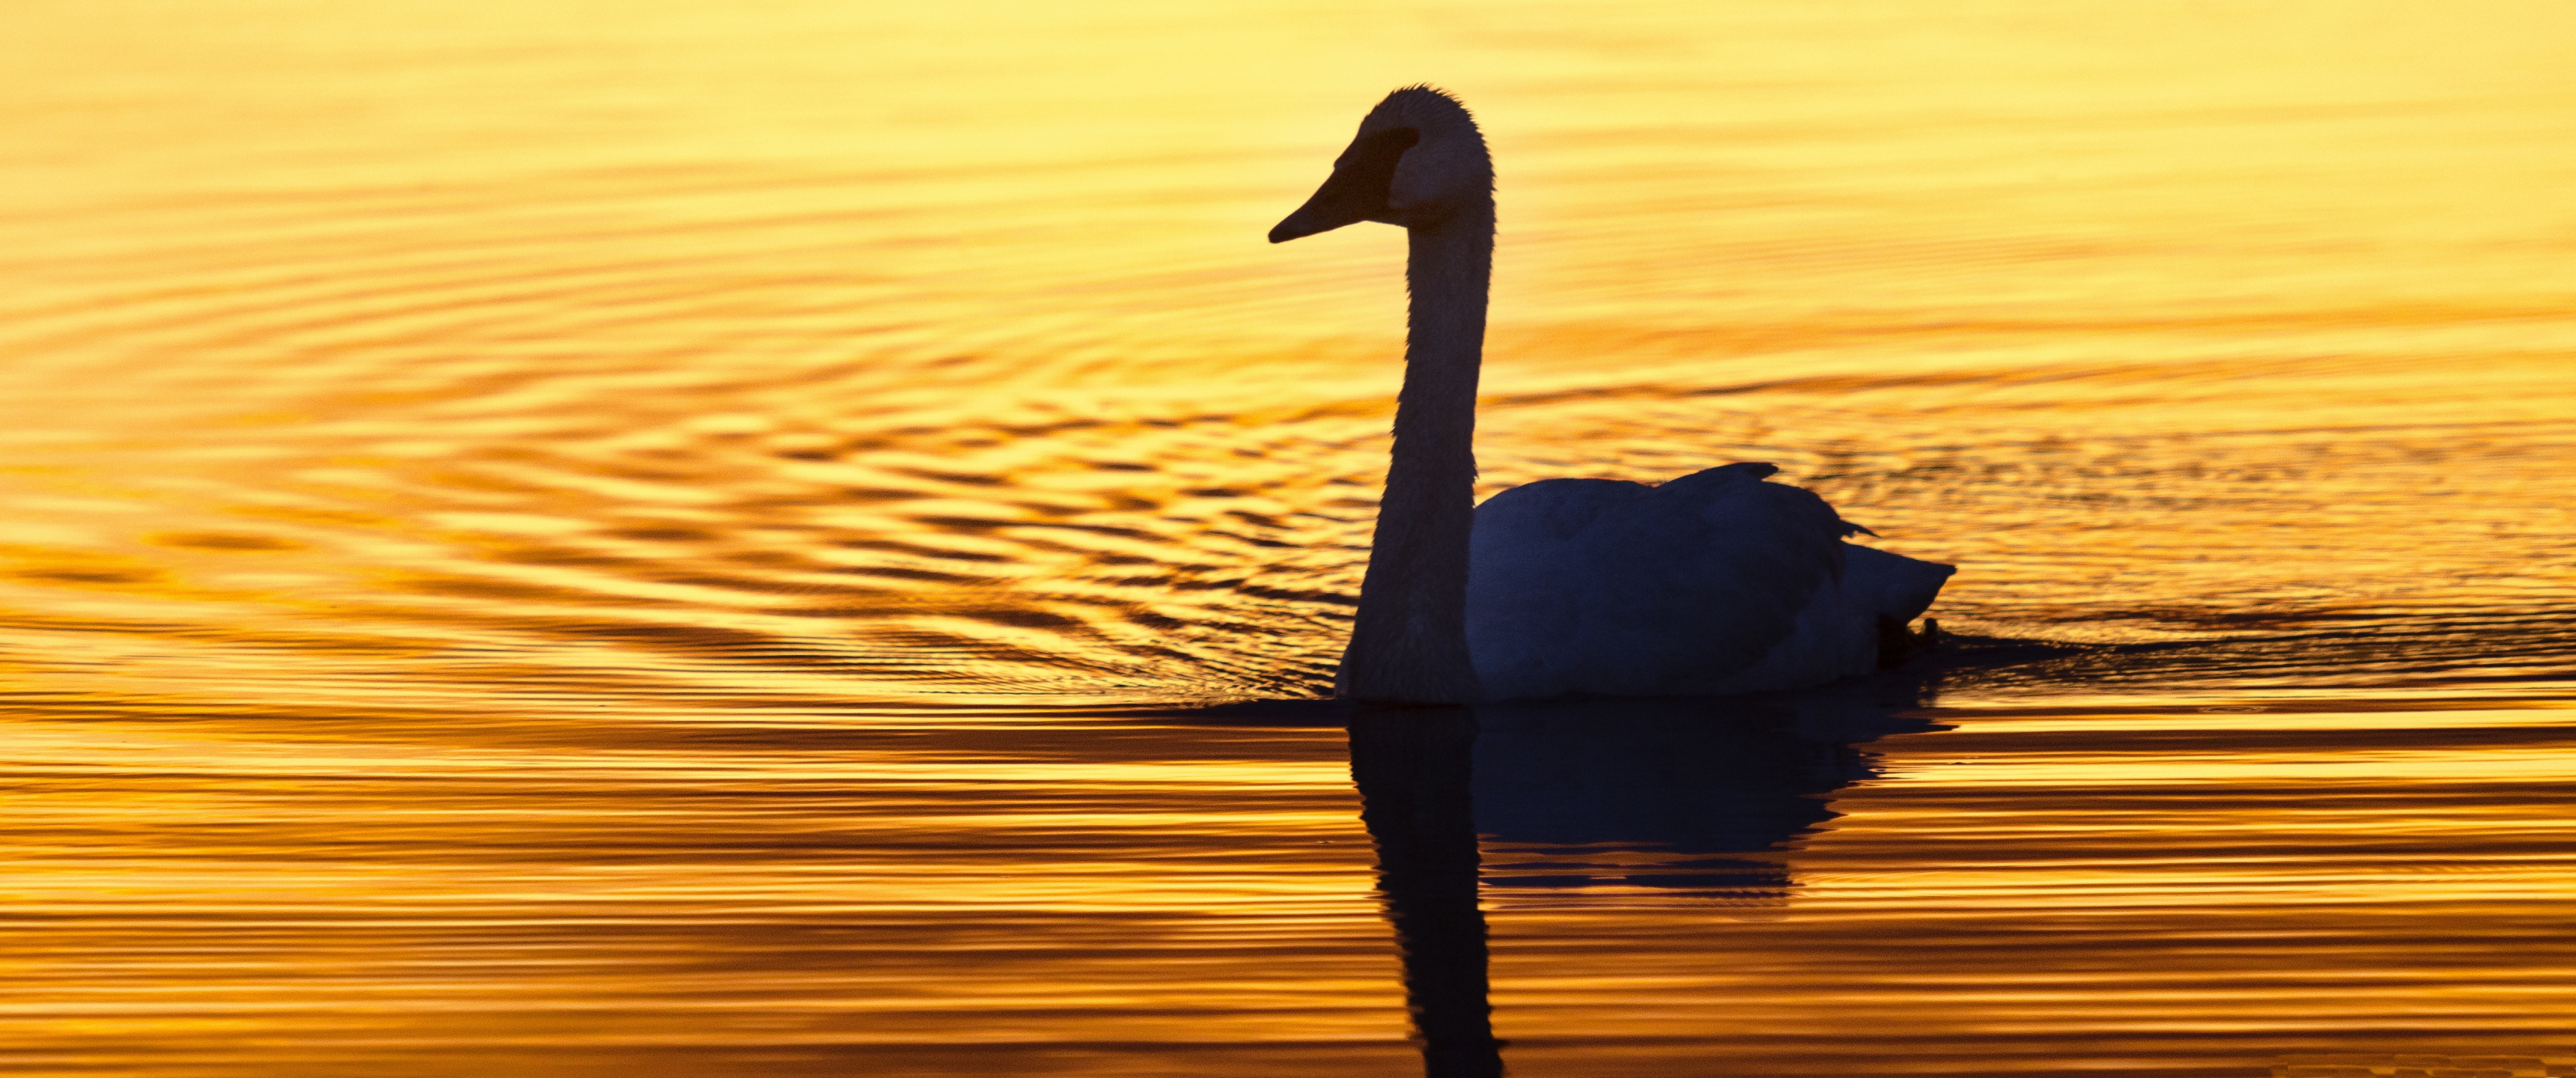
[1470,463,1950,699]
[1272,87,1952,704]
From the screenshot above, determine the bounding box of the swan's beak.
[1269,127,1417,243]
[1268,167,1377,243]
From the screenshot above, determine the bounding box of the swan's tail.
[1844,543,1954,627]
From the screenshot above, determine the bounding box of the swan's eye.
[1338,126,1420,170]
[1337,127,1421,212]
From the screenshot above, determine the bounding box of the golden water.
[6,1,2576,1074]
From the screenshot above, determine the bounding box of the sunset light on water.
[7,1,2576,1074]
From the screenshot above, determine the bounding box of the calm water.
[7,1,2576,1074]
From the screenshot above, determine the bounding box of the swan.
[1269,86,1954,705]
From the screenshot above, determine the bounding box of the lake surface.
[6,1,2576,1074]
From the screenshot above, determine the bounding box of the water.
[6,1,2576,1074]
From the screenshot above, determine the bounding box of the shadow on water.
[1338,669,1940,1077]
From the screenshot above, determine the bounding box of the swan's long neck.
[1339,202,1493,704]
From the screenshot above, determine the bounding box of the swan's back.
[1466,463,1951,700]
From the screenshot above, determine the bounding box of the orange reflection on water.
[13,689,2573,1074]
[4,0,2576,1074]
[6,0,2576,706]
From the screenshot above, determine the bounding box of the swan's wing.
[1604,463,1850,678]
[1468,465,1850,698]
[1662,461,1875,542]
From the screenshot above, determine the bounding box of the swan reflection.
[1349,677,1936,1076]
[1350,709,1501,1078]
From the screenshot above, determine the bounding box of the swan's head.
[1269,86,1492,243]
